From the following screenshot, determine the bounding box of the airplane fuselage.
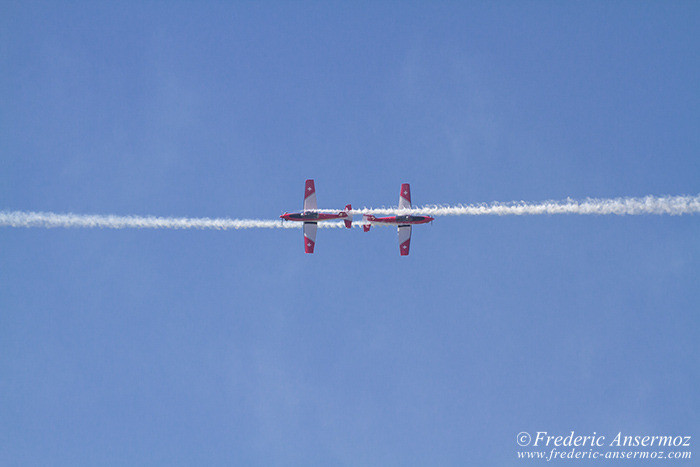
[280,211,349,222]
[364,214,434,225]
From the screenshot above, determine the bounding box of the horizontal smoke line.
[1,194,697,231]
[0,211,353,230]
[346,194,700,216]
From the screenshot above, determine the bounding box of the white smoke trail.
[0,211,348,230]
[349,194,700,217]
[1,194,697,231]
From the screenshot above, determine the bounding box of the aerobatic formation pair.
[280,179,434,255]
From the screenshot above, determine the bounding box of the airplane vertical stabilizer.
[362,214,371,232]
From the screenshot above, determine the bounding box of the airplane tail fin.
[343,204,352,229]
[362,214,371,232]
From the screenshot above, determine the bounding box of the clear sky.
[1,2,698,465]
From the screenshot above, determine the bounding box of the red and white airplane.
[280,179,352,253]
[362,183,434,256]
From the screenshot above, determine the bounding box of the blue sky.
[1,2,698,465]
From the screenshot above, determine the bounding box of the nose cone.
[427,216,435,222]
[280,213,288,220]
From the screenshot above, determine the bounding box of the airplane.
[280,179,352,253]
[362,183,434,256]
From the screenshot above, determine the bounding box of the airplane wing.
[303,179,317,211]
[303,222,317,253]
[399,183,411,210]
[398,225,411,256]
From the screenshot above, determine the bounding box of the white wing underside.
[303,222,317,242]
[303,193,317,211]
[398,225,411,255]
